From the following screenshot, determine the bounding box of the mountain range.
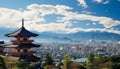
[37,31,120,43]
[0,28,120,43]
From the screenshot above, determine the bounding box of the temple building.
[4,19,40,62]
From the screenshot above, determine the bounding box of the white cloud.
[65,28,120,35]
[93,0,109,4]
[59,13,120,28]
[93,22,96,25]
[77,0,109,8]
[0,8,22,28]
[77,0,87,8]
[27,4,72,16]
[81,11,92,15]
[0,4,119,35]
[27,23,66,32]
[61,28,120,35]
[93,0,102,3]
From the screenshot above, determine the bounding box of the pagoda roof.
[5,19,38,37]
[4,45,18,48]
[4,43,40,48]
[18,43,40,48]
[0,41,4,47]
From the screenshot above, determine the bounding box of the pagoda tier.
[9,50,36,56]
[11,39,34,44]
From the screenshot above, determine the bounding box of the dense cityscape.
[36,40,120,59]
[1,40,120,69]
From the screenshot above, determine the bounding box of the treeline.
[86,53,120,69]
[0,53,120,69]
[58,53,120,69]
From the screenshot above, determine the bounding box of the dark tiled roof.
[18,43,40,48]
[0,41,4,44]
[0,41,5,47]
[5,27,38,37]
[4,43,40,48]
[5,19,39,37]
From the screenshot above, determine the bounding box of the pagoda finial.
[22,18,24,27]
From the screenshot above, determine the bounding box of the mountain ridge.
[0,29,120,43]
[37,31,120,42]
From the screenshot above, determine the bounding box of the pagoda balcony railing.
[9,50,21,56]
[11,40,34,43]
[9,50,36,55]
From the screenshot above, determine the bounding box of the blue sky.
[0,0,119,35]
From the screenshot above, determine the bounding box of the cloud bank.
[0,4,120,34]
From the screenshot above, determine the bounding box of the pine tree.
[16,60,30,69]
[87,53,95,63]
[63,55,72,69]
[44,53,54,65]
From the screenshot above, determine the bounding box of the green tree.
[63,55,72,69]
[109,63,120,69]
[16,60,30,69]
[110,55,120,63]
[44,53,54,65]
[0,56,7,69]
[87,53,95,63]
[100,56,110,63]
[108,55,120,69]
[63,55,71,61]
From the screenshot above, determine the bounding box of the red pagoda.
[5,19,40,62]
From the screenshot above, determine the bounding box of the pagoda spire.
[22,18,24,27]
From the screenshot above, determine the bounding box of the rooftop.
[5,19,38,37]
[4,43,40,48]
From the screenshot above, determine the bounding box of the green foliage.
[63,55,72,69]
[44,53,54,65]
[16,60,30,69]
[87,53,95,63]
[110,55,120,63]
[63,55,71,62]
[0,56,7,69]
[86,55,111,69]
[107,55,120,69]
[109,63,120,69]
[87,63,101,69]
[100,56,110,63]
[86,55,120,69]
